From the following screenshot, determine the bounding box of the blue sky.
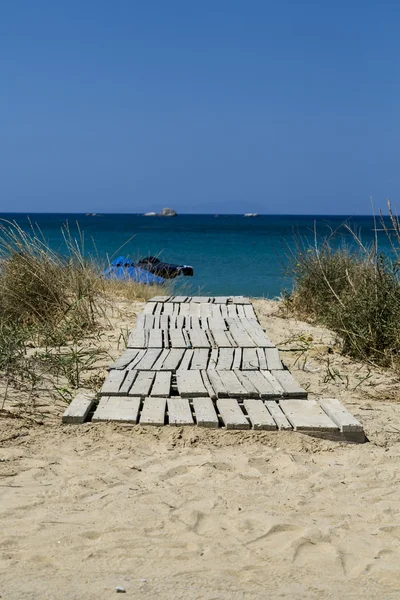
[1,1,399,214]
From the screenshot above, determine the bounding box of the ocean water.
[0,213,394,298]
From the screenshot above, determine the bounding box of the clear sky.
[1,1,399,214]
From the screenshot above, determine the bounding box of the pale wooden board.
[62,392,96,424]
[256,347,267,370]
[169,329,186,348]
[216,347,234,370]
[193,397,219,428]
[191,296,210,303]
[135,348,162,370]
[227,305,238,318]
[188,303,201,318]
[220,304,228,318]
[237,305,246,319]
[143,302,156,314]
[191,348,209,370]
[264,348,283,370]
[244,304,256,319]
[135,314,146,329]
[167,397,194,426]
[163,329,170,349]
[199,303,213,318]
[233,348,242,370]
[160,315,169,329]
[210,329,232,348]
[242,348,259,370]
[139,397,166,426]
[200,370,217,400]
[92,396,141,423]
[153,314,161,329]
[128,349,146,370]
[271,370,308,398]
[149,296,170,302]
[217,398,250,430]
[190,317,202,329]
[235,370,260,396]
[162,302,174,316]
[261,371,284,396]
[100,370,127,396]
[127,329,147,349]
[264,401,292,430]
[178,349,194,371]
[150,371,172,397]
[318,398,363,432]
[208,317,227,330]
[242,322,275,348]
[228,324,256,347]
[128,371,156,397]
[154,302,163,316]
[151,349,170,370]
[179,303,190,317]
[225,331,237,348]
[206,369,228,398]
[109,349,139,370]
[188,329,210,348]
[245,371,277,398]
[208,348,218,369]
[213,296,229,304]
[244,400,277,430]
[148,329,163,348]
[211,304,223,318]
[280,399,339,432]
[160,348,185,371]
[231,296,251,305]
[172,296,188,303]
[176,370,208,397]
[218,370,249,398]
[144,315,155,329]
[119,370,138,395]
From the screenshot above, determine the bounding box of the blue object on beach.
[103,256,165,284]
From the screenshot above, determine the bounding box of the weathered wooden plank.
[176,370,208,397]
[264,348,283,370]
[235,370,260,396]
[211,304,223,318]
[261,371,284,396]
[139,397,166,426]
[128,371,156,397]
[200,370,217,400]
[244,304,256,319]
[191,348,209,370]
[232,348,242,370]
[143,302,156,314]
[199,303,213,318]
[160,314,169,329]
[172,296,188,303]
[188,329,210,348]
[177,349,194,371]
[271,370,308,398]
[206,369,228,398]
[193,397,219,428]
[169,329,186,348]
[242,348,259,370]
[92,396,141,423]
[163,329,170,349]
[210,329,232,348]
[135,314,146,329]
[190,316,202,329]
[160,348,185,371]
[127,349,145,370]
[319,398,363,432]
[208,317,226,330]
[228,324,256,347]
[100,370,127,396]
[179,303,190,317]
[264,401,292,430]
[242,321,275,348]
[127,329,147,349]
[62,392,96,424]
[245,371,277,398]
[149,296,170,302]
[256,347,267,370]
[191,296,210,303]
[220,304,228,318]
[150,371,172,397]
[154,302,163,316]
[237,305,246,319]
[162,302,174,316]
[109,349,139,370]
[280,399,339,432]
[215,347,234,370]
[148,329,163,348]
[167,397,194,426]
[218,370,249,398]
[144,315,155,329]
[208,348,218,369]
[225,330,237,347]
[244,400,277,430]
[188,303,201,318]
[217,399,250,430]
[135,348,162,370]
[153,314,161,329]
[119,369,138,395]
[151,349,170,370]
[231,296,251,305]
[213,296,229,304]
[227,304,238,318]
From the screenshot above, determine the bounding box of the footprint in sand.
[246,523,305,556]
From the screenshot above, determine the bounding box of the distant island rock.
[143,208,178,217]
[244,213,259,217]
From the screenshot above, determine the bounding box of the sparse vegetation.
[285,203,400,368]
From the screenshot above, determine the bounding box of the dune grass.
[285,204,400,368]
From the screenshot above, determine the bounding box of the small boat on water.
[103,256,194,284]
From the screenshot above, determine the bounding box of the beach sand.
[1,299,400,599]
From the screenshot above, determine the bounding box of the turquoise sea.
[0,214,394,298]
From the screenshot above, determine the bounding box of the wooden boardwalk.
[63,296,364,441]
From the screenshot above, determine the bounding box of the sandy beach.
[1,299,400,599]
